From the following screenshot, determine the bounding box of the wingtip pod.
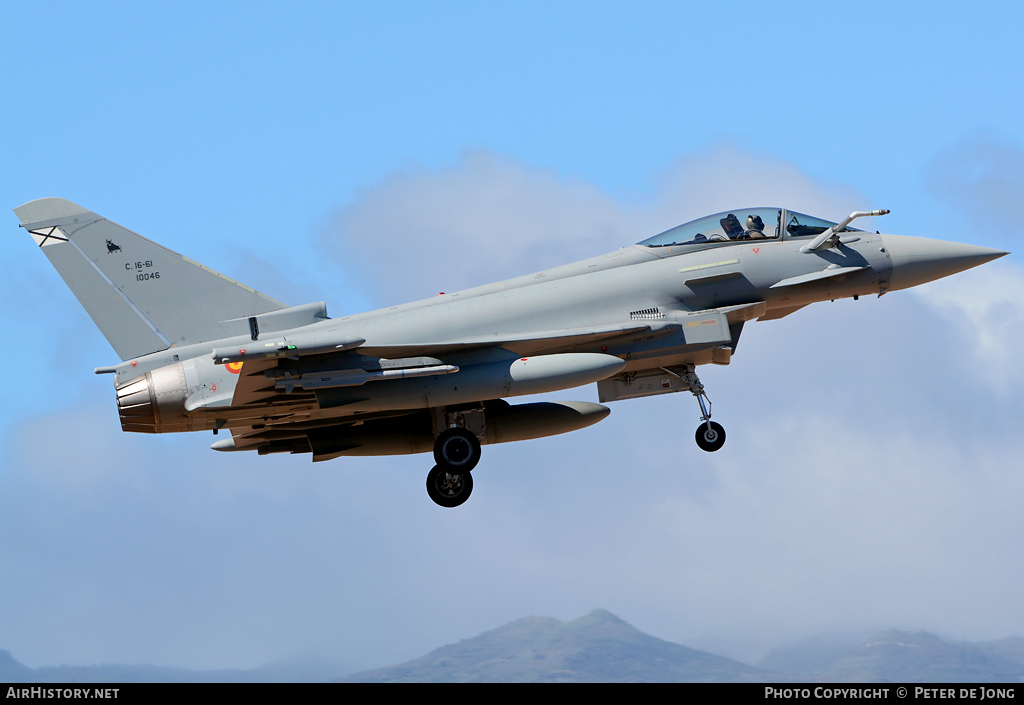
[13,197,93,226]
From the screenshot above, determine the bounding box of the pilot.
[745,214,767,239]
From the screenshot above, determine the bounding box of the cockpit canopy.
[638,208,863,248]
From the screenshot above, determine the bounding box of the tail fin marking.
[15,198,288,361]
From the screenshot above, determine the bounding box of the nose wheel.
[695,421,726,452]
[676,364,726,452]
[426,465,474,508]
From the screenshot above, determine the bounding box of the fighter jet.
[13,198,1007,507]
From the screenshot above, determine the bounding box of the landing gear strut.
[679,365,726,452]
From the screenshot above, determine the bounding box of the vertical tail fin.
[14,197,288,361]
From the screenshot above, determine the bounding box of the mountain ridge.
[5,613,1024,683]
[340,609,771,683]
[0,650,348,684]
[762,629,1024,683]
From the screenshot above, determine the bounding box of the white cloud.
[322,151,633,306]
[913,261,1024,391]
[650,143,867,228]
[925,131,1024,249]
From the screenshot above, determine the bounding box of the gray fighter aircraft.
[14,198,1007,507]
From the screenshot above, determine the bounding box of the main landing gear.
[426,464,474,508]
[434,427,481,472]
[426,410,484,508]
[677,364,726,452]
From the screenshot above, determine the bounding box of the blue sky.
[1,1,1023,672]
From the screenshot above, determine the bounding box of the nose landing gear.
[678,364,726,452]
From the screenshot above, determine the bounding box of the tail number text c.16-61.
[125,260,160,282]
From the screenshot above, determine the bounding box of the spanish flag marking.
[226,361,244,374]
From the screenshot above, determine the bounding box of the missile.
[315,352,626,412]
[274,363,460,392]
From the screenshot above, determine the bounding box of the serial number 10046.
[136,272,160,281]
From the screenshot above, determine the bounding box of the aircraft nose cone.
[882,234,1008,291]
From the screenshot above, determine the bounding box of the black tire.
[426,465,474,508]
[695,421,726,452]
[433,427,481,472]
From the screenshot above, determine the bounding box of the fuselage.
[108,226,927,429]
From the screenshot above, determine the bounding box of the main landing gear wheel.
[426,465,474,508]
[695,421,726,452]
[433,427,481,472]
